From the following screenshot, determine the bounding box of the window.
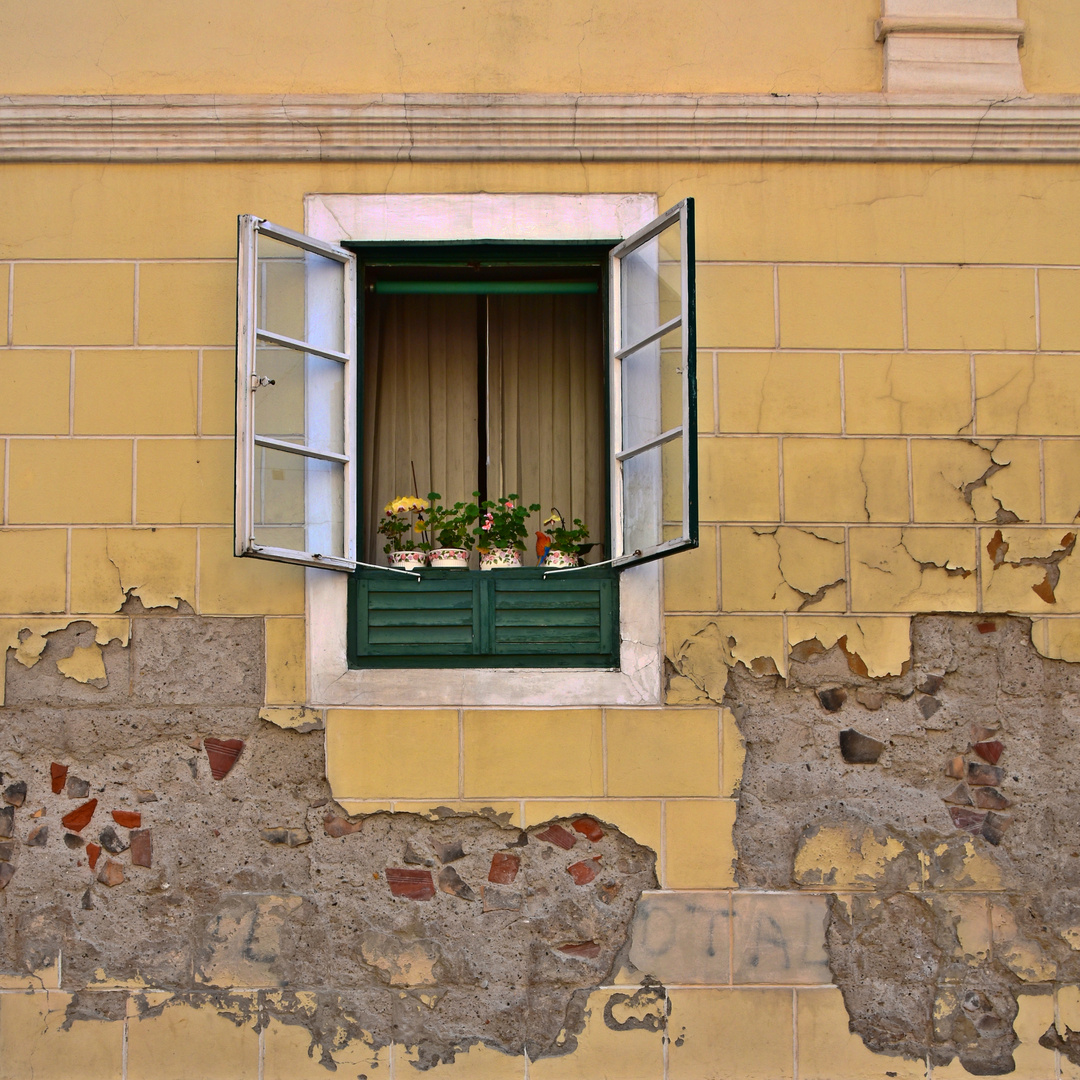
[235,193,695,704]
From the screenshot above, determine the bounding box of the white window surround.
[304,191,666,707]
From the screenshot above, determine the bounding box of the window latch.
[251,374,276,390]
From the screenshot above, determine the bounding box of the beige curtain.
[363,290,606,563]
[488,294,606,553]
[363,294,479,560]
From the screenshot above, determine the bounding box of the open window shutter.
[609,198,697,568]
[235,216,357,570]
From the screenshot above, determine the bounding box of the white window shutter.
[235,215,358,571]
[609,198,698,568]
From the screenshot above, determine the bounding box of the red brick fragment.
[973,741,1004,766]
[203,738,244,780]
[323,814,362,838]
[488,852,521,884]
[50,763,68,794]
[112,810,142,829]
[982,812,1012,846]
[130,829,152,868]
[97,859,124,887]
[572,817,604,842]
[976,621,998,634]
[557,941,601,959]
[0,864,13,890]
[944,783,973,806]
[949,805,987,833]
[567,858,601,885]
[3,781,26,807]
[25,824,48,848]
[385,868,435,900]
[945,756,966,780]
[86,843,101,870]
[967,762,1005,788]
[974,788,1011,811]
[61,799,97,833]
[535,824,576,850]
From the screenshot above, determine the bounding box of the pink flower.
[505,501,514,510]
[482,521,492,531]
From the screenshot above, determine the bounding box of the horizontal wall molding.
[5,93,1080,163]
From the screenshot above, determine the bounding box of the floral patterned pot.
[428,547,470,569]
[541,549,580,569]
[480,547,524,570]
[388,550,426,570]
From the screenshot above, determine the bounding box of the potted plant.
[378,494,430,569]
[474,493,541,569]
[423,493,478,568]
[536,509,590,568]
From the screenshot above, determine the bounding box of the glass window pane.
[253,446,345,559]
[621,325,682,451]
[256,233,344,354]
[620,217,681,350]
[254,344,344,456]
[622,445,663,556]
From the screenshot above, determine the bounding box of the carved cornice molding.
[4,93,1080,163]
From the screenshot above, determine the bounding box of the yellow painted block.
[1059,986,1080,1080]
[74,350,197,435]
[1041,618,1080,662]
[849,528,977,612]
[664,525,719,612]
[201,349,236,436]
[325,709,459,800]
[0,350,70,434]
[197,527,304,615]
[722,708,745,796]
[696,351,717,434]
[976,353,1080,435]
[263,1017,390,1080]
[784,438,908,523]
[910,440,990,523]
[0,961,60,989]
[136,438,233,523]
[8,439,132,524]
[796,988,925,1080]
[697,264,775,349]
[721,526,845,612]
[69,527,197,613]
[664,799,737,888]
[1038,268,1080,351]
[844,352,973,435]
[265,616,306,704]
[667,988,793,1080]
[13,262,134,345]
[0,990,123,1080]
[907,267,1036,351]
[463,710,603,798]
[529,988,664,1080]
[0,529,67,614]
[787,615,912,677]
[779,265,903,350]
[334,800,392,816]
[606,709,720,797]
[522,799,661,853]
[138,261,236,345]
[698,437,780,522]
[1045,441,1080,524]
[983,527,1076,613]
[717,352,841,434]
[126,994,259,1080]
[976,439,1041,524]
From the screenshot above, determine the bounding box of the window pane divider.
[614,314,682,360]
[614,425,682,461]
[255,328,349,364]
[253,434,349,464]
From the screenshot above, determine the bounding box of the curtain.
[363,290,606,562]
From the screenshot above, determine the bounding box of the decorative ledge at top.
[874,16,1025,42]
[4,93,1080,163]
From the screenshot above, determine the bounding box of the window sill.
[307,559,662,707]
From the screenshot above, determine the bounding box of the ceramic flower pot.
[480,547,524,570]
[388,550,426,570]
[541,549,580,569]
[428,547,470,569]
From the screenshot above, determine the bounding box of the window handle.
[250,375,276,390]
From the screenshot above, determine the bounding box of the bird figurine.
[536,508,564,562]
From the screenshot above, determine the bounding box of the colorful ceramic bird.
[536,508,564,561]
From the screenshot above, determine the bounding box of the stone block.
[717,352,841,434]
[1038,267,1080,350]
[0,350,70,434]
[778,265,903,350]
[13,262,134,345]
[844,352,973,435]
[784,438,908,523]
[976,353,1080,436]
[74,350,197,435]
[697,264,775,349]
[264,616,306,704]
[732,892,830,985]
[606,709,720,797]
[135,438,233,524]
[664,799,737,889]
[197,527,305,615]
[628,890,731,984]
[138,261,236,345]
[0,529,67,613]
[8,439,132,524]
[698,436,780,523]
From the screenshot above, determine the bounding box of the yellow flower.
[414,521,427,532]
[384,495,430,515]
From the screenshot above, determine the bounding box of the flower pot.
[541,549,580,569]
[388,550,426,570]
[428,547,470,569]
[480,547,524,570]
